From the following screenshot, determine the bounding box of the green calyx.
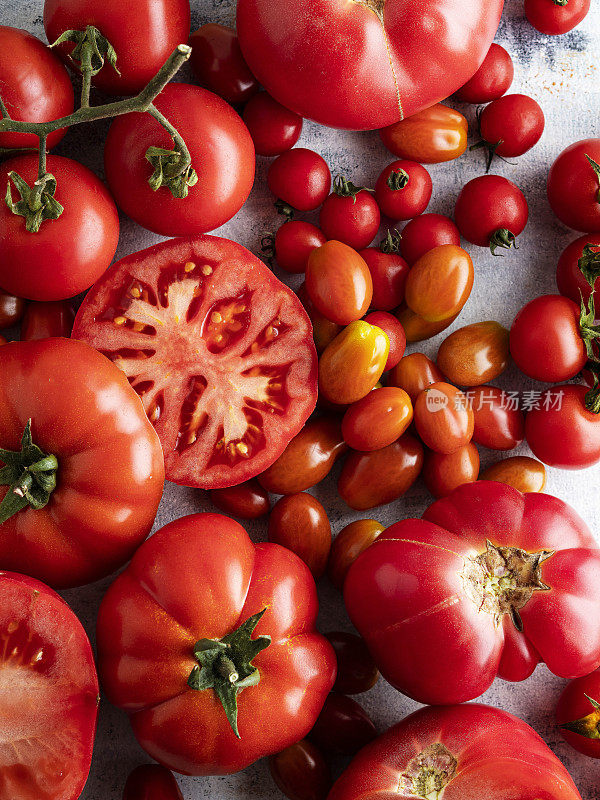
[333,174,369,203]
[0,421,58,525]
[380,228,402,254]
[489,228,517,256]
[552,0,569,4]
[561,695,600,739]
[50,25,120,78]
[584,361,600,414]
[579,244,600,289]
[386,168,409,191]
[145,146,198,199]
[579,292,600,361]
[586,154,600,203]
[5,171,64,233]
[274,199,295,220]
[187,609,271,738]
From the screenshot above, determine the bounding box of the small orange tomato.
[414,382,474,454]
[319,321,389,404]
[298,283,342,353]
[268,493,332,579]
[405,245,474,323]
[327,519,384,590]
[480,456,546,493]
[209,479,270,519]
[306,241,373,325]
[422,442,480,498]
[395,305,459,343]
[437,321,509,387]
[341,387,413,451]
[20,300,75,341]
[379,104,468,164]
[389,352,444,402]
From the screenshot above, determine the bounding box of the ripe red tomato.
[363,311,406,370]
[189,24,259,105]
[327,519,385,591]
[20,300,74,341]
[309,694,376,756]
[243,92,303,156]
[268,149,331,212]
[468,384,525,450]
[272,222,327,274]
[209,479,270,519]
[73,235,317,489]
[454,174,529,252]
[268,493,332,579]
[479,94,545,162]
[0,571,98,800]
[548,139,600,232]
[319,321,389,405]
[389,352,444,402]
[414,382,474,454]
[97,513,336,774]
[400,213,460,265]
[306,242,373,325]
[437,321,509,387]
[556,235,600,305]
[44,0,191,96]
[0,290,26,330]
[359,243,409,311]
[325,632,379,695]
[342,387,413,451]
[269,740,331,800]
[525,0,590,35]
[0,154,119,302]
[345,480,600,704]
[405,245,474,323]
[0,26,74,150]
[328,703,583,800]
[422,442,480,498]
[380,104,468,163]
[454,42,514,103]
[557,668,600,758]
[123,764,183,800]
[374,160,432,221]
[481,455,546,493]
[319,181,381,251]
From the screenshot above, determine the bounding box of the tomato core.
[399,743,457,797]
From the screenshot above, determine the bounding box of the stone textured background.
[2,0,600,796]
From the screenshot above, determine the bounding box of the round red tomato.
[97,513,336,775]
[319,180,381,251]
[267,149,331,212]
[236,0,503,129]
[525,0,590,35]
[189,24,259,105]
[21,300,74,341]
[0,154,119,302]
[479,94,545,161]
[374,160,432,221]
[272,222,327,274]
[328,703,582,800]
[548,139,600,232]
[44,0,191,96]
[243,92,303,156]
[345,480,600,705]
[454,42,514,103]
[556,235,600,305]
[400,213,460,265]
[123,765,183,800]
[454,174,529,252]
[73,235,317,489]
[359,241,410,311]
[557,669,600,758]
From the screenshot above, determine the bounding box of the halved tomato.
[72,236,318,488]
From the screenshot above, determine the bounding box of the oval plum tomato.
[454,174,529,253]
[396,305,459,342]
[478,94,545,166]
[123,764,183,800]
[73,235,317,489]
[319,321,389,405]
[21,300,74,341]
[189,24,258,105]
[510,295,588,382]
[236,0,503,131]
[414,382,474,454]
[243,92,303,156]
[268,149,331,212]
[363,311,406,370]
[0,290,26,330]
[0,155,119,302]
[268,493,332,579]
[0,26,74,150]
[325,632,379,695]
[557,235,600,305]
[327,519,385,591]
[271,222,327,274]
[400,213,461,266]
[44,0,191,96]
[405,245,474,322]
[547,139,600,232]
[309,694,376,756]
[319,179,381,251]
[525,0,590,35]
[0,339,164,588]
[209,479,270,520]
[469,384,525,450]
[97,513,337,774]
[345,480,600,705]
[389,352,444,402]
[328,704,583,800]
[481,456,546,493]
[297,284,343,353]
[359,238,409,311]
[454,42,514,103]
[422,442,480,499]
[338,434,423,511]
[104,83,254,236]
[557,669,600,758]
[0,571,98,800]
[342,387,413,451]
[269,740,331,800]
[374,160,432,221]
[380,104,468,164]
[437,321,510,387]
[306,242,373,325]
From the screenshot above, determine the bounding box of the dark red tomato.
[454,42,514,103]
[359,244,410,311]
[548,139,600,232]
[557,669,600,758]
[327,520,385,591]
[268,493,332,579]
[309,694,376,756]
[0,155,119,302]
[454,175,529,253]
[422,442,480,498]
[274,222,327,274]
[319,182,381,251]
[557,235,600,305]
[325,632,379,695]
[269,740,331,800]
[268,149,331,212]
[306,242,373,325]
[189,24,259,105]
[468,384,525,450]
[21,300,74,341]
[525,0,590,35]
[389,352,444,403]
[0,26,74,150]
[510,294,588,382]
[414,382,474,454]
[0,571,98,800]
[0,290,26,329]
[400,213,461,265]
[73,235,317,489]
[480,455,547,493]
[374,160,432,221]
[209,479,270,519]
[123,764,183,800]
[363,311,406,370]
[342,387,413,451]
[44,0,191,96]
[104,83,255,236]
[479,94,545,160]
[243,92,303,156]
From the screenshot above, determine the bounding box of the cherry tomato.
[338,434,424,510]
[269,740,331,800]
[374,160,432,221]
[243,91,303,156]
[454,43,514,103]
[422,442,480,498]
[480,456,546,493]
[363,311,406,370]
[395,305,459,343]
[405,245,474,322]
[258,417,347,494]
[342,387,413,451]
[327,519,385,590]
[389,352,444,402]
[380,104,468,164]
[209,479,270,519]
[123,764,183,800]
[414,382,474,454]
[478,94,545,164]
[557,235,600,305]
[268,493,332,579]
[510,295,587,382]
[468,384,525,450]
[0,291,26,330]
[325,632,379,695]
[309,694,376,756]
[319,180,381,251]
[525,0,590,35]
[454,175,529,253]
[547,139,600,232]
[306,242,373,325]
[267,148,331,212]
[319,321,389,405]
[20,300,74,341]
[437,321,510,387]
[189,24,259,105]
[359,241,410,311]
[557,669,600,758]
[298,284,343,353]
[400,213,461,266]
[271,221,327,274]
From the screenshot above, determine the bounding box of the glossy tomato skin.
[395,305,459,343]
[309,694,376,756]
[389,352,444,402]
[454,42,514,103]
[479,94,545,158]
[0,26,74,150]
[123,764,183,800]
[44,0,191,95]
[325,632,379,695]
[363,311,406,370]
[20,300,74,341]
[189,24,259,105]
[97,514,336,775]
[455,174,529,248]
[319,321,389,405]
[405,245,474,322]
[268,493,332,579]
[481,455,546,493]
[269,740,331,800]
[243,92,303,156]
[327,519,385,590]
[319,191,381,251]
[548,139,600,232]
[380,104,468,163]
[0,290,26,329]
[437,321,510,387]
[422,442,480,498]
[275,222,327,274]
[298,284,343,353]
[359,248,409,311]
[341,387,413,451]
[209,479,270,519]
[374,160,432,221]
[556,235,600,305]
[306,242,373,325]
[414,382,474,454]
[525,0,590,35]
[469,384,525,450]
[267,149,331,211]
[0,155,119,302]
[400,213,461,265]
[556,669,600,758]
